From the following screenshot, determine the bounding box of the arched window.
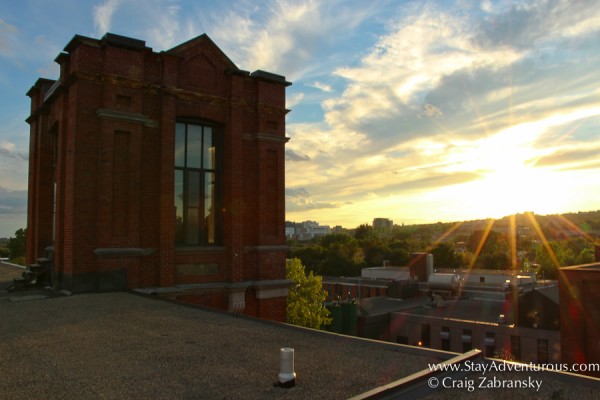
[174,121,221,246]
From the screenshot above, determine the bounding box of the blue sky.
[1,0,600,237]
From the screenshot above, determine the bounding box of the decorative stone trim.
[229,287,246,314]
[243,132,290,143]
[254,279,293,299]
[93,248,156,257]
[134,279,293,303]
[96,108,158,128]
[243,245,290,253]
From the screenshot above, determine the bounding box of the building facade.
[559,261,600,377]
[26,33,291,321]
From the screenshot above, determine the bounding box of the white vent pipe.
[278,347,296,387]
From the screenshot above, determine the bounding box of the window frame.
[174,119,222,247]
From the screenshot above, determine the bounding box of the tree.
[354,224,375,241]
[8,228,26,265]
[317,234,364,276]
[533,241,575,280]
[290,245,326,275]
[431,242,462,269]
[286,258,331,329]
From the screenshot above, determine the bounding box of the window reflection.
[174,122,220,246]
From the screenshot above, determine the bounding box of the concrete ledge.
[350,349,484,400]
[93,248,157,257]
[0,260,26,269]
[96,108,158,128]
[242,245,290,253]
[134,279,293,297]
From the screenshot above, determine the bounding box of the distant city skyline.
[2,1,600,237]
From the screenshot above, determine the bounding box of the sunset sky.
[1,0,599,237]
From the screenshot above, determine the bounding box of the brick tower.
[26,33,291,321]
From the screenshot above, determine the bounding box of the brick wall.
[26,33,290,319]
[559,266,600,377]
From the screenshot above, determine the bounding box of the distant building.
[285,220,330,240]
[323,253,563,364]
[25,33,291,321]
[322,253,430,302]
[373,218,393,230]
[387,296,560,362]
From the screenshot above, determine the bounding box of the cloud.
[285,149,310,162]
[205,0,380,80]
[476,0,600,49]
[281,1,600,225]
[325,5,522,141]
[286,92,304,109]
[142,0,190,50]
[0,186,27,214]
[533,146,600,170]
[286,187,347,212]
[0,19,18,56]
[0,143,28,161]
[418,103,443,119]
[94,0,122,34]
[308,81,333,92]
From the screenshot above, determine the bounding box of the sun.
[439,127,572,220]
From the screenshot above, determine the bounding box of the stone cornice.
[243,132,290,143]
[96,108,158,128]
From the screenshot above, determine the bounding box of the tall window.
[174,121,220,246]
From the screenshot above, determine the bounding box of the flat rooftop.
[2,262,599,399]
[0,289,440,399]
[396,298,510,325]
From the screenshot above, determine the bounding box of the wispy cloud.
[282,0,600,225]
[286,187,348,212]
[0,186,27,214]
[2,0,600,231]
[0,18,18,56]
[0,142,28,161]
[308,81,333,92]
[285,149,310,162]
[93,0,122,34]
[205,0,380,79]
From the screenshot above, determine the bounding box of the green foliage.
[466,230,510,269]
[533,241,572,279]
[576,247,595,265]
[0,247,10,258]
[290,245,326,274]
[8,228,26,264]
[286,258,331,329]
[387,241,411,265]
[354,224,376,241]
[287,211,600,280]
[430,242,462,269]
[10,256,26,266]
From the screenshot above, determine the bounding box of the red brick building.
[26,33,291,321]
[559,257,600,377]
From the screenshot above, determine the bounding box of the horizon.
[2,1,600,238]
[285,208,600,230]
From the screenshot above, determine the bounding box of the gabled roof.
[166,34,238,70]
[528,284,560,304]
